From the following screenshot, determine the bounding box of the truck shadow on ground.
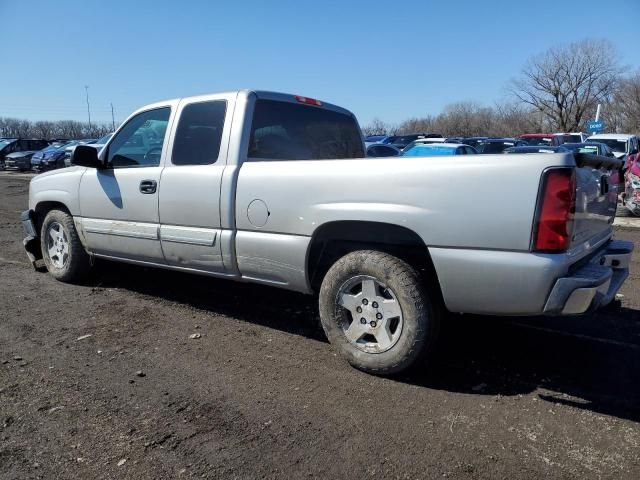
[91,261,640,424]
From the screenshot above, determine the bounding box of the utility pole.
[84,85,92,129]
[110,102,116,131]
[595,103,601,122]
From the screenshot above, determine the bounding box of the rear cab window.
[248,99,363,160]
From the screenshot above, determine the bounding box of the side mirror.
[71,145,102,169]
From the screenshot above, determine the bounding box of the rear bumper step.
[543,239,634,315]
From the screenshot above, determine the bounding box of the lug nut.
[370,321,377,328]
[362,299,368,305]
[356,306,362,313]
[376,313,383,319]
[372,301,378,308]
[360,318,367,324]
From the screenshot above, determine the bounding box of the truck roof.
[132,90,355,118]
[587,133,636,140]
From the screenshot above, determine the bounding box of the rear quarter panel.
[235,153,575,251]
[233,153,577,302]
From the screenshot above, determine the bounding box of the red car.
[625,151,640,216]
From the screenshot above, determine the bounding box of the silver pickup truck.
[21,90,633,374]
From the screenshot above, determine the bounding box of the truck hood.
[33,165,84,180]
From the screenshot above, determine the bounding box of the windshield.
[476,141,514,154]
[588,138,628,153]
[521,136,552,146]
[0,139,16,150]
[96,133,113,144]
[561,144,600,155]
[401,145,457,156]
[41,143,65,152]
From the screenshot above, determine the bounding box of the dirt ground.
[1,173,639,479]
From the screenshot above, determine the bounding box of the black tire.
[40,209,91,282]
[318,250,440,375]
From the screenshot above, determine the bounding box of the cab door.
[78,104,175,263]
[158,93,235,272]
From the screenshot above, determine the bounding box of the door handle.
[139,180,157,194]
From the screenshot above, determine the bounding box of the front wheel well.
[33,201,70,233]
[307,221,442,298]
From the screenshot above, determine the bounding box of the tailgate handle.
[139,180,157,194]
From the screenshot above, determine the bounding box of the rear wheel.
[319,250,440,375]
[40,209,91,282]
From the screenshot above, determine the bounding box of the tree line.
[363,39,640,137]
[0,118,112,140]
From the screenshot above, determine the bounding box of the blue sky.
[1,0,639,127]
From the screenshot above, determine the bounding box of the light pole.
[84,85,92,129]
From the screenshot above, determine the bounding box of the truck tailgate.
[570,153,622,248]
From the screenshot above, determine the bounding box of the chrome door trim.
[160,225,217,246]
[80,217,158,240]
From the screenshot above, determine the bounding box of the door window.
[106,107,170,168]
[172,100,226,165]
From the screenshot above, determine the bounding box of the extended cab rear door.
[158,92,236,273]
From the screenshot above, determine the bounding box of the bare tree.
[610,70,640,133]
[361,117,391,136]
[493,101,543,136]
[510,39,623,132]
[32,121,57,139]
[397,116,436,135]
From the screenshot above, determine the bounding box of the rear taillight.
[295,95,322,106]
[533,168,576,252]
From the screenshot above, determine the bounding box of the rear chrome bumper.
[543,239,634,315]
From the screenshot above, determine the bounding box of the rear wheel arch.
[306,220,443,299]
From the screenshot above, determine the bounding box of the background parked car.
[586,133,640,161]
[552,132,588,145]
[31,141,82,172]
[364,135,388,147]
[4,150,38,171]
[381,133,443,150]
[0,138,50,169]
[366,143,400,157]
[401,143,477,156]
[560,142,616,157]
[63,133,113,167]
[476,138,527,154]
[504,145,570,154]
[519,134,553,146]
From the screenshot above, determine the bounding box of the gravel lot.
[1,172,639,479]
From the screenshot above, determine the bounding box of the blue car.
[31,139,95,172]
[401,143,477,156]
